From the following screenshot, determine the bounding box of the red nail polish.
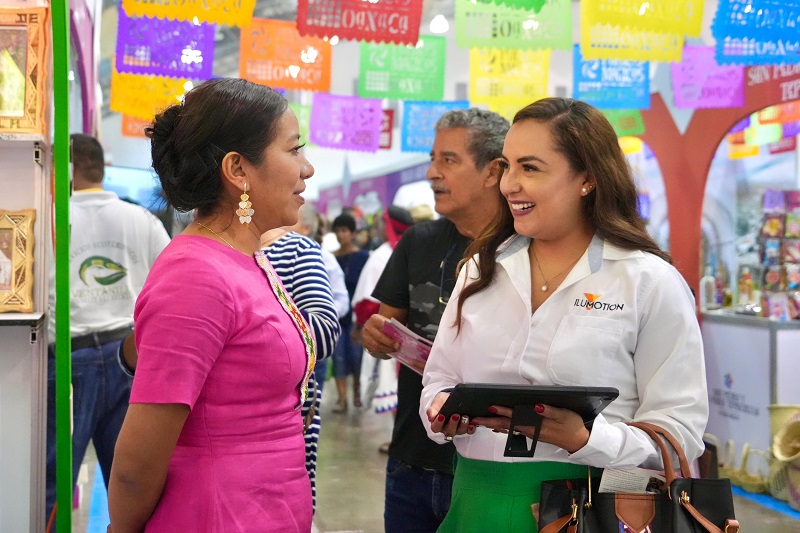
[451,414,460,422]
[437,414,445,422]
[468,425,475,432]
[534,404,544,414]
[488,406,498,414]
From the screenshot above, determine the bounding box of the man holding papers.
[361,108,509,533]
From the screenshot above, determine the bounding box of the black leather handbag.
[537,422,740,533]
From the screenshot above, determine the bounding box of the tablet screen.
[438,383,619,423]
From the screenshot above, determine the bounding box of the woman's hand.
[472,404,590,453]
[425,392,475,440]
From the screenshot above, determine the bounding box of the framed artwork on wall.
[0,7,48,136]
[0,209,36,313]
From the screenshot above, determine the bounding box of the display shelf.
[0,129,50,533]
[702,311,800,468]
[0,133,48,143]
[0,311,45,327]
[701,309,800,330]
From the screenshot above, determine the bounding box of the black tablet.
[438,383,619,424]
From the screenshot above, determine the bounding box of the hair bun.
[146,105,182,145]
[148,105,183,206]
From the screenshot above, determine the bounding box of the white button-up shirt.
[421,234,708,469]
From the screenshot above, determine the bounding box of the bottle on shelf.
[738,266,753,305]
[715,263,728,307]
[722,288,733,307]
[699,266,720,311]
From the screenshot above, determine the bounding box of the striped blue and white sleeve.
[266,233,342,360]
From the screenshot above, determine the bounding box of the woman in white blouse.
[420,97,708,532]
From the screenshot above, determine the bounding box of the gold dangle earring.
[237,182,254,224]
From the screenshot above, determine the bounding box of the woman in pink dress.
[107,78,316,533]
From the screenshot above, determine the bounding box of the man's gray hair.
[435,108,510,170]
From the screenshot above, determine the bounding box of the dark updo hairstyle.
[454,97,671,330]
[146,78,288,216]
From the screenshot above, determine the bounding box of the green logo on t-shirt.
[79,256,128,286]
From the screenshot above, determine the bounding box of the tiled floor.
[72,388,800,532]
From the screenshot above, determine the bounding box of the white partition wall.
[0,137,51,532]
[702,312,800,468]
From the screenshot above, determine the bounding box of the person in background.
[261,221,341,512]
[421,98,708,531]
[361,108,509,532]
[320,214,340,254]
[353,206,414,410]
[331,213,370,412]
[108,78,315,533]
[353,205,435,455]
[296,204,349,321]
[355,227,371,250]
[294,203,349,393]
[45,134,171,527]
[321,207,356,254]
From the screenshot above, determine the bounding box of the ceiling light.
[430,14,449,34]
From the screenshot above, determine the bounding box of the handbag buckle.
[569,501,578,525]
[724,520,741,533]
[680,490,690,504]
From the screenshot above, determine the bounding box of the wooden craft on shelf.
[0,6,49,135]
[0,208,36,313]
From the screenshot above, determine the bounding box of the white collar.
[495,234,644,305]
[498,233,643,268]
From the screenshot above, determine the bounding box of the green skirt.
[438,455,597,533]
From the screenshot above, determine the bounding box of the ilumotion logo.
[573,292,625,311]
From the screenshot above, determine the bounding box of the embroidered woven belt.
[70,326,133,352]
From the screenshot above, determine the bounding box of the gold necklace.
[530,244,583,292]
[196,222,235,249]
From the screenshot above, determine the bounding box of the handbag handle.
[627,422,693,486]
[540,423,738,533]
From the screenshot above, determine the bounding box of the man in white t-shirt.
[45,134,170,525]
